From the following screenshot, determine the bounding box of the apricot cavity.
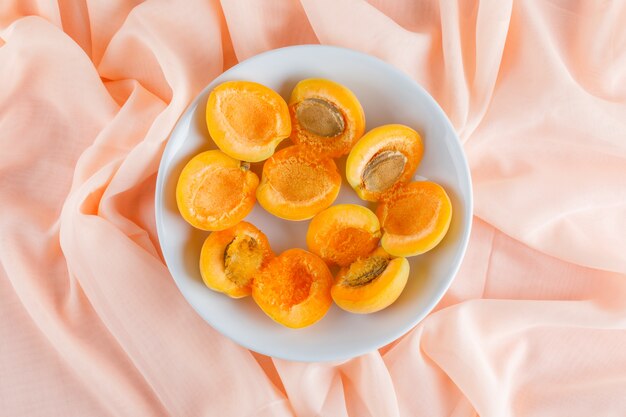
[252,248,333,328]
[331,247,409,314]
[377,181,452,257]
[289,78,365,158]
[346,124,424,201]
[306,204,381,267]
[176,150,259,231]
[206,81,291,162]
[256,145,342,221]
[199,222,273,298]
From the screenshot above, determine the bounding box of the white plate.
[155,45,472,362]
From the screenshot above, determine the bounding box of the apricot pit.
[290,78,365,158]
[347,124,424,201]
[200,222,273,298]
[331,247,409,314]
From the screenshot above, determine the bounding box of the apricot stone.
[346,124,423,201]
[331,247,409,314]
[289,78,365,158]
[200,221,273,298]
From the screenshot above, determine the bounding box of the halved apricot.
[206,81,291,162]
[306,204,381,267]
[377,181,452,257]
[199,222,273,298]
[346,124,424,201]
[252,248,333,328]
[289,79,365,158]
[256,145,342,221]
[176,150,259,231]
[331,247,409,314]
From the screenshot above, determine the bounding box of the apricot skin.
[377,181,452,257]
[199,222,273,298]
[176,150,258,231]
[252,248,333,328]
[206,81,291,162]
[331,247,409,314]
[306,204,381,267]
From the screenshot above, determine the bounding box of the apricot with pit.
[346,124,424,201]
[176,150,258,231]
[306,204,381,267]
[377,181,452,257]
[289,79,365,158]
[252,248,333,328]
[206,81,291,162]
[331,247,409,314]
[256,145,342,221]
[199,222,273,298]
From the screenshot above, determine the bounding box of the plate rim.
[155,44,474,362]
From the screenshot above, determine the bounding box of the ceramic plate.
[155,45,472,362]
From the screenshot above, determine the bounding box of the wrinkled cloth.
[1,1,626,416]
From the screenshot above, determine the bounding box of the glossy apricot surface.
[346,124,423,201]
[289,78,365,158]
[206,81,291,162]
[252,248,333,328]
[256,146,342,221]
[176,150,258,231]
[199,222,273,298]
[331,247,409,314]
[306,204,381,267]
[377,181,452,257]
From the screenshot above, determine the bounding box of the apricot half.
[306,204,381,267]
[346,124,424,201]
[377,181,452,257]
[199,222,273,298]
[256,146,342,221]
[289,79,365,158]
[176,150,259,231]
[331,247,409,314]
[206,81,291,162]
[252,248,333,328]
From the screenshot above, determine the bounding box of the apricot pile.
[176,78,453,328]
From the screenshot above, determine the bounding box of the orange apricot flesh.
[377,181,452,257]
[256,145,342,221]
[252,248,333,328]
[331,247,409,314]
[346,124,424,201]
[206,81,291,162]
[199,222,273,298]
[176,150,259,231]
[306,204,381,267]
[289,78,365,158]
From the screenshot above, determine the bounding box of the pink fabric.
[1,1,626,415]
